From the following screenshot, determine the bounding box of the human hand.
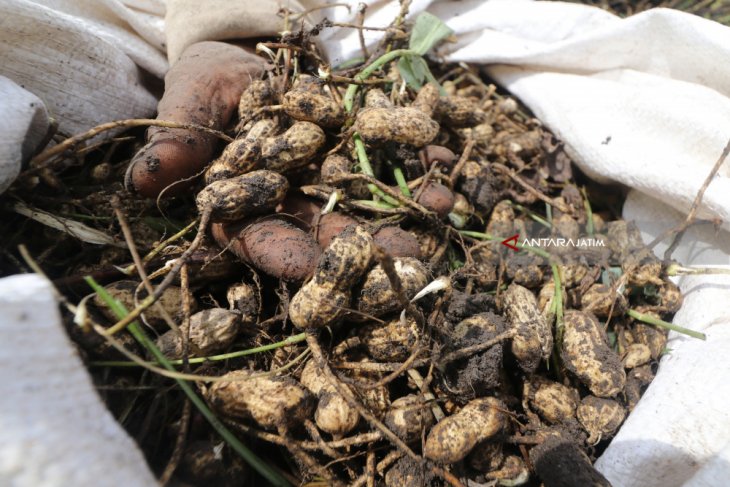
[125,41,267,198]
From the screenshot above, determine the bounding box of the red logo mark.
[501,234,519,251]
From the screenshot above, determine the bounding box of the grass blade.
[85,276,292,487]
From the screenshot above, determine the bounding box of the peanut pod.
[207,369,314,429]
[262,121,325,172]
[561,310,626,397]
[196,170,289,221]
[424,397,507,464]
[503,283,553,373]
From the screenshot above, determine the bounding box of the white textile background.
[1,1,729,485]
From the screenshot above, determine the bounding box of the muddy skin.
[127,42,266,198]
[211,217,320,282]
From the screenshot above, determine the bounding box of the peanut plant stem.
[627,309,706,340]
[90,332,307,367]
[343,49,416,112]
[86,277,291,487]
[105,208,211,336]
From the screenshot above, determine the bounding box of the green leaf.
[397,54,442,92]
[601,267,623,286]
[422,62,447,95]
[397,56,423,89]
[607,330,617,351]
[409,12,454,55]
[643,283,659,298]
[410,56,430,83]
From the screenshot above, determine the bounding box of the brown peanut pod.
[467,441,504,473]
[359,314,419,362]
[350,361,391,414]
[238,79,275,119]
[500,130,543,157]
[488,456,529,484]
[354,107,439,147]
[424,397,507,464]
[606,220,647,261]
[313,225,373,287]
[560,262,589,288]
[525,376,579,425]
[469,243,499,288]
[355,257,429,318]
[577,396,626,445]
[411,83,440,117]
[486,200,515,238]
[364,88,392,108]
[188,308,240,355]
[411,228,440,258]
[455,82,487,98]
[496,97,518,114]
[503,283,553,373]
[657,280,683,313]
[452,192,473,216]
[320,153,352,184]
[631,312,669,359]
[289,280,350,329]
[470,121,495,145]
[262,121,326,172]
[636,327,668,361]
[205,118,277,183]
[207,369,314,429]
[553,213,581,241]
[205,139,251,184]
[581,283,628,318]
[505,252,545,289]
[282,89,345,127]
[624,260,664,287]
[625,365,654,411]
[384,394,434,443]
[300,360,359,436]
[562,310,626,397]
[299,359,328,396]
[156,308,240,359]
[621,343,650,370]
[196,170,289,221]
[226,281,259,327]
[435,96,487,127]
[538,281,568,316]
[315,391,360,436]
[155,331,184,359]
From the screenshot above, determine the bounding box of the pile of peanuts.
[89,60,684,486]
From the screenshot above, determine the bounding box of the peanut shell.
[561,310,626,397]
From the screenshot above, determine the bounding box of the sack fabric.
[1,1,729,485]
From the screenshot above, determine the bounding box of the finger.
[126,41,266,198]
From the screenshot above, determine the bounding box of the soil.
[2,2,716,486]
